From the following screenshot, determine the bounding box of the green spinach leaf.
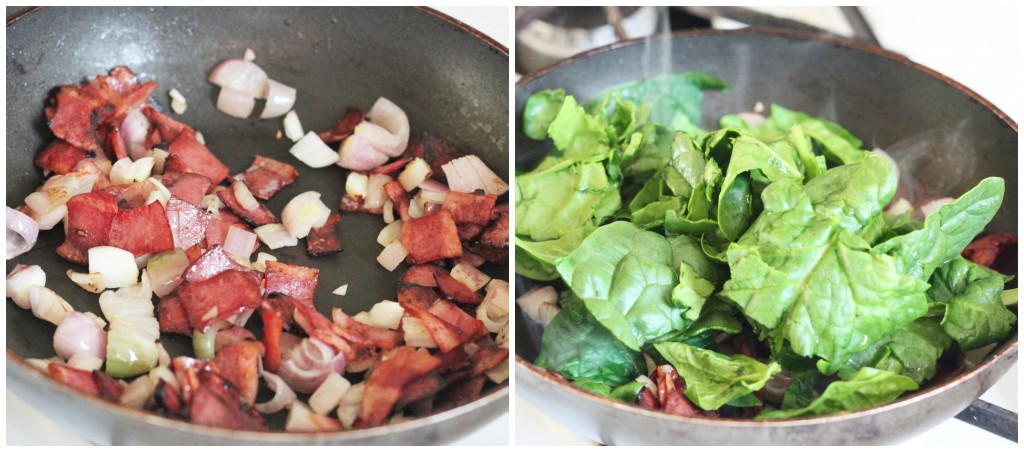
[655,342,780,411]
[756,368,918,420]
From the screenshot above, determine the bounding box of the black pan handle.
[955,399,1018,443]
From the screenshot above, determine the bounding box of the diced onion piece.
[201,192,224,213]
[33,204,68,231]
[363,174,392,211]
[345,172,369,200]
[289,132,337,168]
[516,284,559,327]
[352,311,370,324]
[169,88,187,114]
[397,158,432,192]
[442,155,509,195]
[120,374,157,409]
[408,192,425,219]
[336,382,365,429]
[116,270,153,301]
[110,157,155,186]
[216,86,256,119]
[382,200,395,224]
[7,264,46,309]
[418,180,449,205]
[67,270,105,294]
[195,131,205,144]
[260,79,296,119]
[193,326,219,359]
[367,301,404,330]
[243,48,256,61]
[921,197,954,217]
[27,172,97,216]
[281,191,332,239]
[208,58,268,98]
[54,311,107,362]
[30,286,74,325]
[223,227,258,259]
[361,97,410,157]
[337,133,389,171]
[886,198,914,217]
[484,357,509,384]
[253,252,277,273]
[147,250,189,297]
[67,353,105,372]
[255,371,297,414]
[254,223,299,249]
[232,181,260,212]
[376,220,402,246]
[283,110,304,142]
[376,241,408,272]
[451,263,491,292]
[477,280,509,333]
[7,206,39,259]
[152,148,169,175]
[286,401,342,432]
[495,321,509,348]
[145,177,172,207]
[26,357,64,372]
[402,316,436,348]
[309,372,351,415]
[332,284,348,296]
[121,108,152,160]
[89,246,140,289]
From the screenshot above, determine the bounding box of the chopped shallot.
[337,133,389,171]
[332,284,348,296]
[223,227,258,259]
[260,79,296,119]
[53,311,107,361]
[232,181,260,212]
[441,155,509,196]
[7,264,46,309]
[169,88,187,114]
[278,337,347,394]
[216,86,257,119]
[284,111,304,142]
[376,241,409,272]
[309,372,351,415]
[110,157,155,185]
[281,191,331,239]
[367,301,404,330]
[7,206,39,259]
[345,172,369,200]
[30,286,74,325]
[254,223,299,249]
[89,246,140,289]
[398,158,432,191]
[286,401,341,432]
[402,317,437,348]
[208,58,268,98]
[516,284,559,327]
[255,371,297,414]
[289,132,337,168]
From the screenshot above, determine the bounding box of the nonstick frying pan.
[514,29,1017,445]
[6,6,508,445]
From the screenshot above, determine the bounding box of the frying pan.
[6,6,508,445]
[514,29,1017,445]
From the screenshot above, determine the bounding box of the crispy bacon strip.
[442,191,497,225]
[434,271,483,305]
[236,155,299,200]
[468,336,508,376]
[165,132,229,188]
[35,139,93,175]
[434,376,485,412]
[48,363,102,398]
[306,212,343,257]
[963,233,1017,269]
[176,270,261,333]
[158,295,192,335]
[413,132,464,183]
[184,245,253,284]
[162,171,213,206]
[399,302,470,353]
[401,210,463,264]
[428,299,488,339]
[264,261,319,304]
[143,105,194,144]
[285,296,355,360]
[657,364,699,417]
[189,370,268,432]
[317,107,364,144]
[57,191,119,265]
[260,301,285,373]
[109,200,175,257]
[372,156,413,176]
[383,180,412,221]
[209,341,265,406]
[331,308,403,350]
[48,85,113,153]
[217,181,278,227]
[396,372,446,408]
[165,196,211,250]
[360,347,441,427]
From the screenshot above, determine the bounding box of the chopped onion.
[278,337,347,394]
[332,284,348,296]
[309,372,351,415]
[152,148,169,175]
[402,317,436,348]
[397,158,432,191]
[101,288,161,377]
[255,371,297,414]
[376,241,408,272]
[283,110,304,142]
[54,311,107,361]
[116,270,153,301]
[352,311,371,324]
[232,181,260,212]
[376,220,402,246]
[27,172,97,218]
[208,58,268,98]
[89,246,140,289]
[146,177,172,207]
[33,204,68,231]
[382,200,395,224]
[361,97,410,157]
[216,86,256,119]
[147,250,189,297]
[253,252,277,273]
[337,133,389,171]
[193,325,219,360]
[243,48,256,61]
[254,223,299,249]
[67,353,105,372]
[286,401,342,432]
[110,157,155,186]
[121,108,152,160]
[336,382,365,429]
[169,88,187,114]
[120,374,157,409]
[442,155,509,195]
[451,263,491,292]
[281,191,332,239]
[921,197,954,217]
[30,286,74,325]
[477,280,509,333]
[67,270,106,293]
[363,174,392,211]
[223,227,258,261]
[345,172,369,200]
[7,206,39,259]
[495,321,509,348]
[367,301,404,330]
[484,357,509,384]
[418,181,449,205]
[288,132,337,168]
[408,192,425,219]
[7,264,46,309]
[260,79,296,119]
[195,131,206,144]
[201,192,225,213]
[516,284,560,327]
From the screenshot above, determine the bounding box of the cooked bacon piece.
[106,127,129,161]
[412,132,464,183]
[158,295,192,335]
[48,363,102,397]
[396,372,446,408]
[339,194,364,213]
[82,66,158,122]
[434,376,485,412]
[383,180,411,221]
[657,364,699,417]
[143,105,194,144]
[35,139,93,175]
[372,156,413,176]
[466,242,508,263]
[360,347,441,427]
[434,271,483,304]
[458,250,486,268]
[478,212,509,249]
[203,210,259,255]
[172,356,205,406]
[109,201,175,257]
[260,301,285,373]
[468,336,508,376]
[48,85,113,153]
[236,155,299,200]
[399,302,470,353]
[318,107,364,144]
[492,203,509,219]
[165,197,211,250]
[428,299,487,339]
[442,191,497,226]
[165,132,229,187]
[189,370,268,432]
[306,212,343,257]
[400,265,443,287]
[217,182,278,227]
[285,296,354,360]
[215,327,257,352]
[162,171,213,206]
[637,386,659,410]
[176,270,261,333]
[963,233,1017,269]
[100,180,157,210]
[184,246,252,284]
[401,210,462,264]
[331,308,403,350]
[210,341,265,406]
[95,371,126,402]
[57,191,119,264]
[456,223,484,241]
[398,285,442,310]
[265,261,319,304]
[434,346,470,374]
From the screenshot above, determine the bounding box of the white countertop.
[4,6,511,446]
[514,5,1019,446]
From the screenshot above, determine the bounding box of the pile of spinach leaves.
[516,72,1015,420]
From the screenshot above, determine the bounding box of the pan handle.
[955,399,1018,443]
